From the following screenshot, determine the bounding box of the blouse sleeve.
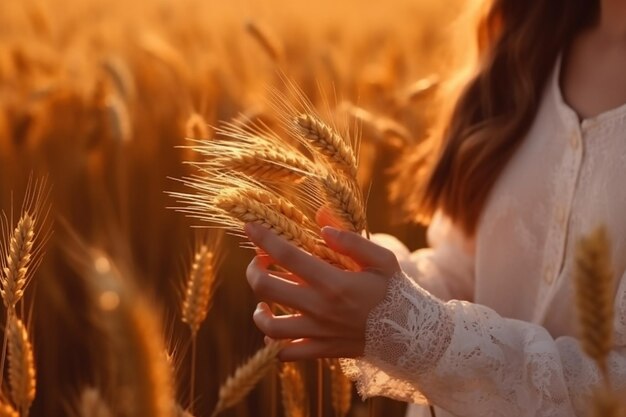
[340,269,626,416]
[370,211,475,302]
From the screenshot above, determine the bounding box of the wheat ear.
[215,189,356,270]
[1,177,50,312]
[320,174,367,234]
[211,341,285,417]
[1,213,35,310]
[216,190,313,244]
[574,226,614,382]
[182,244,217,336]
[279,362,308,417]
[294,114,357,178]
[328,359,351,417]
[78,388,113,417]
[0,402,18,417]
[238,189,318,232]
[7,316,36,415]
[219,149,313,183]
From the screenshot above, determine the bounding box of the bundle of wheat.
[172,91,366,417]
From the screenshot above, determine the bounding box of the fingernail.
[254,302,264,316]
[321,226,340,238]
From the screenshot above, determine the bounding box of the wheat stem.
[190,337,198,415]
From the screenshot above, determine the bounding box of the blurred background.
[0,0,466,415]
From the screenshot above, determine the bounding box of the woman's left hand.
[244,222,400,361]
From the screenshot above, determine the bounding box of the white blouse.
[340,57,626,416]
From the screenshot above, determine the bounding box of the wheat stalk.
[78,388,113,417]
[574,226,614,383]
[211,341,285,417]
[279,362,308,417]
[182,244,217,336]
[327,359,351,417]
[7,316,36,416]
[294,114,357,178]
[320,174,367,234]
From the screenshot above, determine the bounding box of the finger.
[321,227,400,274]
[252,254,294,276]
[315,205,345,229]
[247,259,322,312]
[253,303,336,339]
[255,252,273,268]
[245,223,341,285]
[249,256,309,285]
[277,338,364,361]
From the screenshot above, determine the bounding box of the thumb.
[321,226,399,274]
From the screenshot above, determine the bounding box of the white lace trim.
[339,270,626,416]
[340,271,454,404]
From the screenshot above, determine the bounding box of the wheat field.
[7,1,621,417]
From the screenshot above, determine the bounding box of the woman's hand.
[244,222,400,361]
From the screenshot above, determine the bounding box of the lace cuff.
[340,270,454,404]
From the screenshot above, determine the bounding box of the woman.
[244,0,626,415]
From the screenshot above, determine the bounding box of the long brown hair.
[414,0,598,237]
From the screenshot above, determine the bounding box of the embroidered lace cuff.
[340,270,454,404]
